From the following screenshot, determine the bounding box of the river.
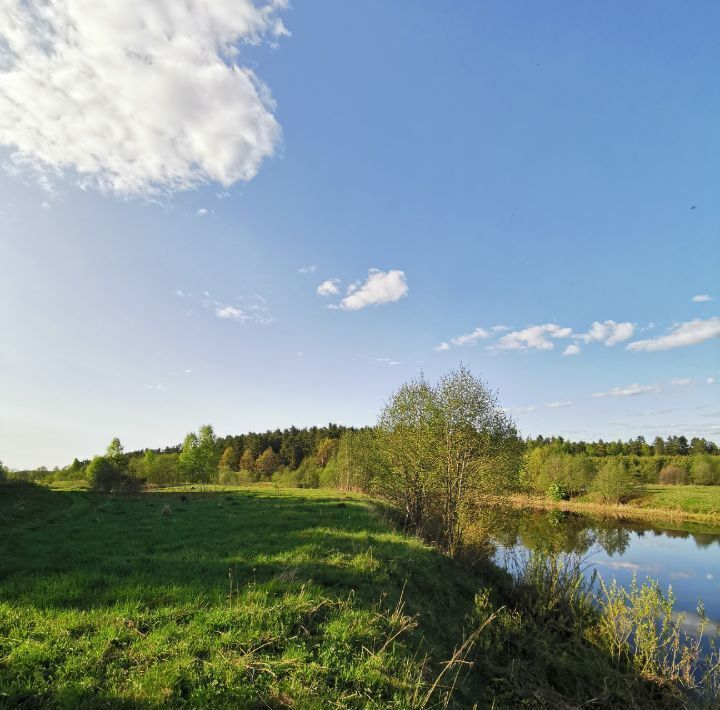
[472,506,720,636]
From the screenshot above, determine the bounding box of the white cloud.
[145,384,163,391]
[492,323,572,351]
[0,0,288,196]
[563,344,581,356]
[376,358,402,366]
[298,265,316,274]
[670,378,692,386]
[338,269,408,311]
[435,342,450,352]
[593,383,661,398]
[216,305,248,321]
[545,401,574,409]
[708,377,716,385]
[627,317,720,352]
[196,208,211,217]
[492,324,510,333]
[691,294,713,302]
[317,279,340,296]
[502,405,536,414]
[576,320,635,346]
[451,327,490,346]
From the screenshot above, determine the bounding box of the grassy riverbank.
[0,482,710,708]
[489,485,720,526]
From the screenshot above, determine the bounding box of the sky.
[0,0,718,469]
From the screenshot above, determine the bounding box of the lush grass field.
[0,482,487,708]
[496,485,720,525]
[0,482,702,708]
[630,485,720,516]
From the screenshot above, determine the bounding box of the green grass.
[0,482,705,708]
[0,483,488,708]
[630,485,720,515]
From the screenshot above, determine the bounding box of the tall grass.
[505,550,720,707]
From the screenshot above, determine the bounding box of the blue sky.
[1,0,718,469]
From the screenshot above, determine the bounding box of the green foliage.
[218,467,255,485]
[334,428,384,491]
[106,437,124,461]
[314,436,338,467]
[659,464,689,485]
[85,456,120,493]
[596,575,719,693]
[376,367,522,552]
[590,457,636,503]
[524,447,596,497]
[691,455,720,486]
[0,459,7,484]
[178,425,219,486]
[255,447,281,478]
[546,483,569,501]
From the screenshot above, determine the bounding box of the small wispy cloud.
[317,279,340,296]
[298,265,316,274]
[593,383,661,398]
[575,320,635,346]
[691,294,712,303]
[545,401,574,409]
[145,384,163,392]
[670,378,692,386]
[708,377,716,385]
[491,323,573,351]
[376,357,402,366]
[628,317,720,352]
[563,344,581,356]
[337,269,408,311]
[216,305,248,321]
[195,208,211,217]
[451,327,490,347]
[502,405,536,414]
[435,342,450,352]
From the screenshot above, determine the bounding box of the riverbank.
[0,481,712,708]
[480,485,720,526]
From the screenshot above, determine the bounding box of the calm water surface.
[473,506,720,634]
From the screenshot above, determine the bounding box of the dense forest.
[7,428,718,488]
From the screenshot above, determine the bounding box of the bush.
[659,465,689,485]
[271,461,321,489]
[86,456,121,493]
[219,468,256,485]
[525,448,595,497]
[116,475,146,496]
[591,458,636,503]
[546,483,568,501]
[691,455,719,486]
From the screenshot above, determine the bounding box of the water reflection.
[470,505,720,631]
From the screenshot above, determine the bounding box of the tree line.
[529,434,718,457]
[4,368,719,554]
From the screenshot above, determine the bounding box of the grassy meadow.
[494,484,720,526]
[631,485,720,516]
[3,480,714,709]
[0,482,493,708]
